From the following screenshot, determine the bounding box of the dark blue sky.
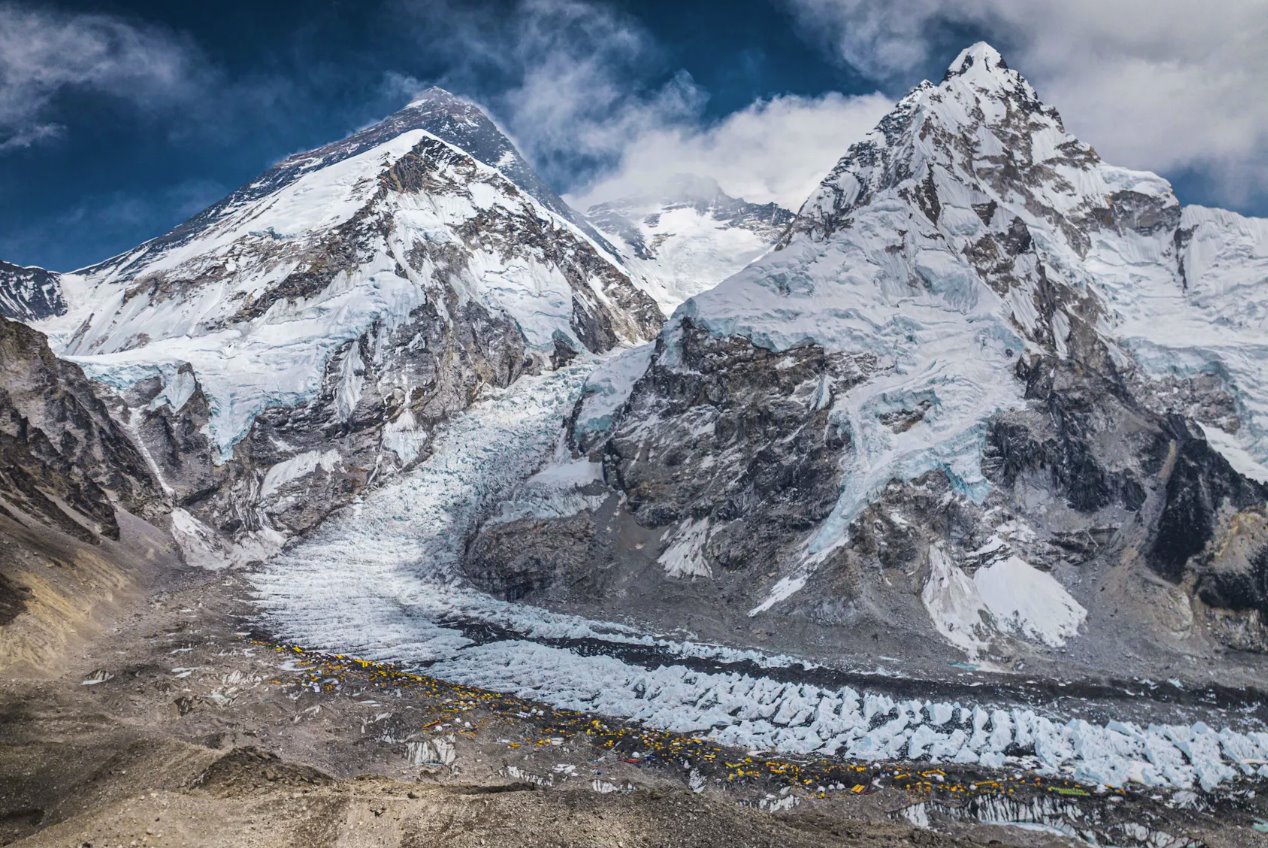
[0,0,1259,270]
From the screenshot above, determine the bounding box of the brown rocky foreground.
[0,565,1260,847]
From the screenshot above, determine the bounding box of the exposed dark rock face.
[467,512,598,602]
[123,364,219,503]
[988,356,1155,516]
[601,323,865,565]
[1147,419,1266,584]
[464,324,871,611]
[1199,545,1268,619]
[0,261,64,322]
[0,317,161,542]
[985,355,1268,635]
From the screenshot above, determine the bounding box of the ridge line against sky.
[1,0,1266,271]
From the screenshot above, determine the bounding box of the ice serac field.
[252,350,1268,797]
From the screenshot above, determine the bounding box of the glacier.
[252,348,1268,794]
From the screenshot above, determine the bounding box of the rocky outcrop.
[0,315,177,673]
[0,316,161,542]
[600,323,865,567]
[0,261,64,322]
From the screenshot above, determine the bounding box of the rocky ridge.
[0,314,176,670]
[0,260,65,322]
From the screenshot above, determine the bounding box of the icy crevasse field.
[252,355,1268,794]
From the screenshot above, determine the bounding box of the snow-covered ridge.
[399,87,618,254]
[41,89,659,454]
[1099,204,1268,465]
[0,259,64,322]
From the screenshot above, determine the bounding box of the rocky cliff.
[0,315,176,671]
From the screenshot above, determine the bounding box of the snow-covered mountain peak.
[393,88,615,250]
[405,85,464,109]
[401,86,497,135]
[50,88,656,358]
[545,42,1268,661]
[79,88,613,281]
[940,40,1050,114]
[944,41,1009,80]
[936,40,1052,123]
[789,43,1093,252]
[585,175,794,313]
[394,87,527,174]
[33,91,662,554]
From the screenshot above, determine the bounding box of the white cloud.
[783,0,948,77]
[783,0,1268,207]
[392,0,891,211]
[0,2,203,151]
[569,91,894,211]
[0,121,61,152]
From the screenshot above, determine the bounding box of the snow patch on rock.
[922,546,1086,656]
[259,449,342,499]
[659,518,712,579]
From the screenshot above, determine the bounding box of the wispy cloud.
[390,0,890,210]
[569,91,894,211]
[390,0,695,182]
[0,121,61,153]
[0,2,208,152]
[782,0,1268,207]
